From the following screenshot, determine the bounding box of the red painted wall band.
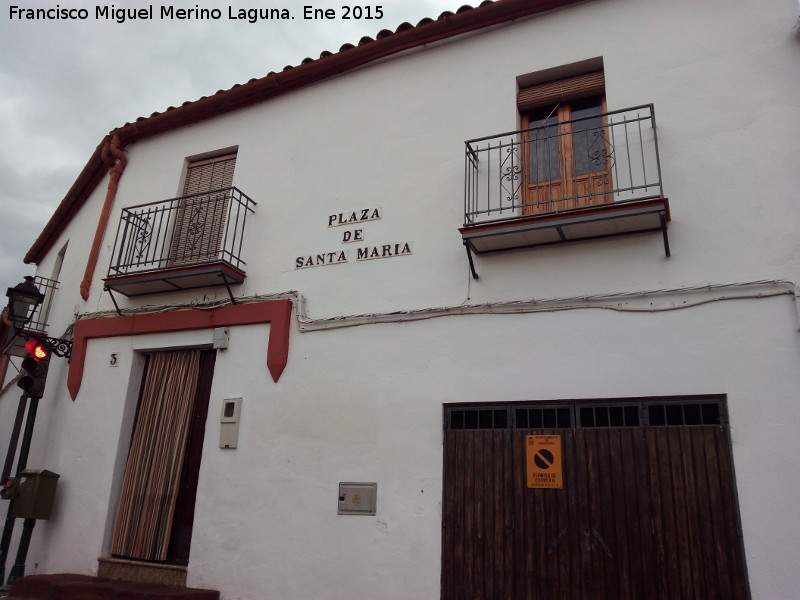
[67,299,292,400]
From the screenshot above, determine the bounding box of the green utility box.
[11,469,60,520]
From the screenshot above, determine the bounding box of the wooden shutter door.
[442,429,515,599]
[574,427,659,600]
[511,428,577,600]
[442,401,750,600]
[170,154,236,266]
[644,426,749,600]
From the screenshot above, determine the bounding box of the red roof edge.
[25,0,583,265]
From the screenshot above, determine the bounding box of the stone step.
[9,575,219,600]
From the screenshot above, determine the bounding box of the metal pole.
[2,396,28,481]
[15,397,37,476]
[0,505,14,585]
[0,395,29,585]
[6,519,35,586]
[2,396,39,589]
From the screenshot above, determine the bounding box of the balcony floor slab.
[104,262,245,297]
[460,198,670,255]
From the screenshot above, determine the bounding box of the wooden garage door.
[442,397,750,600]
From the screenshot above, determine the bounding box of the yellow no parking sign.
[526,435,563,489]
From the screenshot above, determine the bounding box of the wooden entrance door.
[442,400,750,600]
[111,349,216,564]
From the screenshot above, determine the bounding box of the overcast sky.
[0,0,459,292]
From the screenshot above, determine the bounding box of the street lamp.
[5,277,44,332]
[4,276,71,359]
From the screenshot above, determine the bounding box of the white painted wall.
[2,0,799,598]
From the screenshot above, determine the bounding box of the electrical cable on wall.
[72,279,800,333]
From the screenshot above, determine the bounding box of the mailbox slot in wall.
[11,469,60,520]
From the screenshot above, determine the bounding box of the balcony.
[105,187,256,296]
[460,104,669,268]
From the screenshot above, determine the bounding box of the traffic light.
[17,340,51,397]
[24,339,49,361]
[0,477,18,500]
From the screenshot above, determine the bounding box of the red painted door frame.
[68,299,292,400]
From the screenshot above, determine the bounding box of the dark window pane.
[531,410,543,429]
[515,409,529,429]
[450,411,464,429]
[479,410,493,429]
[666,404,684,426]
[464,410,478,429]
[702,403,721,425]
[580,407,594,428]
[557,408,572,429]
[527,106,562,184]
[542,408,557,429]
[596,407,609,427]
[624,405,640,426]
[572,117,605,175]
[649,405,665,426]
[571,96,606,175]
[609,406,624,427]
[571,95,603,117]
[529,124,561,183]
[683,404,702,425]
[494,409,508,429]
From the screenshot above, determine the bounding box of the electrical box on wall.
[212,327,230,349]
[338,482,377,515]
[220,398,242,449]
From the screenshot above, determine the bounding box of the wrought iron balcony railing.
[25,276,59,334]
[464,104,663,225]
[108,187,256,278]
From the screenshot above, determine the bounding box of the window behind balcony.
[169,153,237,266]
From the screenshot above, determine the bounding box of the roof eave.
[112,0,585,144]
[25,0,584,265]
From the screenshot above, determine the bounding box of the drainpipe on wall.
[79,135,127,301]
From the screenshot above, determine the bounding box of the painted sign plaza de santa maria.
[295,207,413,268]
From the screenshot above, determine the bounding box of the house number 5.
[109,353,119,367]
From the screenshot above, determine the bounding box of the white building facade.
[2,1,799,599]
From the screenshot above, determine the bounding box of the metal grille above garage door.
[442,396,750,600]
[445,397,724,430]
